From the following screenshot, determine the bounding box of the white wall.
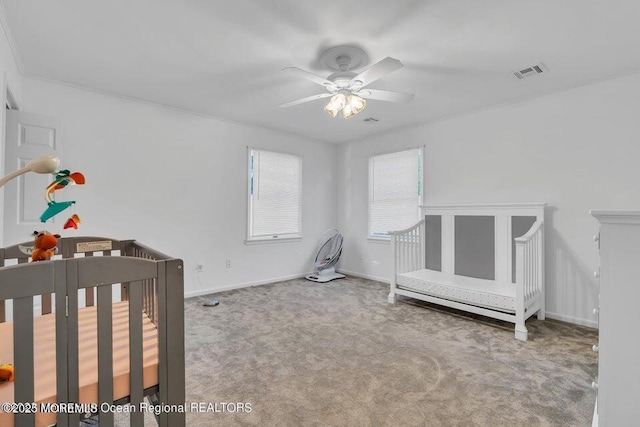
[0,15,21,103]
[0,13,23,246]
[16,77,337,296]
[338,72,640,328]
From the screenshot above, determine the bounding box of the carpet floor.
[176,276,598,427]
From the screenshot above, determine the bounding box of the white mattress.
[397,269,516,312]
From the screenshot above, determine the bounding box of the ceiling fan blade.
[357,89,415,104]
[282,67,335,88]
[350,57,403,88]
[279,93,332,108]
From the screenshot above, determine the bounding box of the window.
[247,148,302,241]
[368,148,423,238]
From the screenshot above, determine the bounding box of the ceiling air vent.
[513,63,547,79]
[363,117,379,122]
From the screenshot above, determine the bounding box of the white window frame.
[246,147,302,244]
[368,146,424,241]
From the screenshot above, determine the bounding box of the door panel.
[4,111,62,245]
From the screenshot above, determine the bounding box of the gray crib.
[0,236,185,427]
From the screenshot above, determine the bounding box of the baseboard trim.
[545,311,599,329]
[184,273,309,298]
[337,269,389,284]
[185,272,599,329]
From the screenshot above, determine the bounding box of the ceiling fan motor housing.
[279,45,413,110]
[326,71,357,90]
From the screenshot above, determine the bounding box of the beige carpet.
[178,276,597,427]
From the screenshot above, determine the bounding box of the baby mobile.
[14,157,86,263]
[0,156,85,382]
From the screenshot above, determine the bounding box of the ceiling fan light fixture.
[348,94,366,112]
[342,94,366,119]
[342,103,354,119]
[324,93,346,117]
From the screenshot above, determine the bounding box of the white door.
[3,110,62,245]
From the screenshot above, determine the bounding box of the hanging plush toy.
[24,231,61,262]
[0,364,14,383]
[39,170,85,224]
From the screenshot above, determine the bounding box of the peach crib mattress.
[0,301,159,427]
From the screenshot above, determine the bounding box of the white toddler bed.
[389,203,545,341]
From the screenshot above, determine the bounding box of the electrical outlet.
[225,259,231,268]
[196,263,204,272]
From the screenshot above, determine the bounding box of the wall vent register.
[513,63,547,79]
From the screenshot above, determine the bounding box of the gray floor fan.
[305,228,346,283]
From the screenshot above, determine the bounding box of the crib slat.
[405,236,409,272]
[97,285,114,426]
[415,228,419,270]
[129,282,144,427]
[121,246,132,301]
[55,260,70,427]
[85,252,95,307]
[67,260,81,426]
[151,279,157,325]
[42,293,52,315]
[14,296,35,426]
[145,280,151,317]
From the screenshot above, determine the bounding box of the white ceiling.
[4,0,640,143]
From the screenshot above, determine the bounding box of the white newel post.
[514,241,528,341]
[537,223,545,320]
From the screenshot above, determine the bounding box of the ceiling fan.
[279,46,415,119]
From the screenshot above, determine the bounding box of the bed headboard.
[419,203,545,283]
[420,202,545,220]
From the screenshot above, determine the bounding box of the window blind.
[368,148,422,237]
[249,149,302,239]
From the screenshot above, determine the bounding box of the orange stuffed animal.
[0,364,14,383]
[31,231,60,261]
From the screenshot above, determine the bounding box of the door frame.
[1,72,22,245]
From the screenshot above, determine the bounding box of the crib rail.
[515,220,545,314]
[0,237,170,324]
[0,246,185,427]
[125,241,172,327]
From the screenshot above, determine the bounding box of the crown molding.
[0,0,24,74]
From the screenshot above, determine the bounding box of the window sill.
[245,237,302,245]
[367,236,390,244]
